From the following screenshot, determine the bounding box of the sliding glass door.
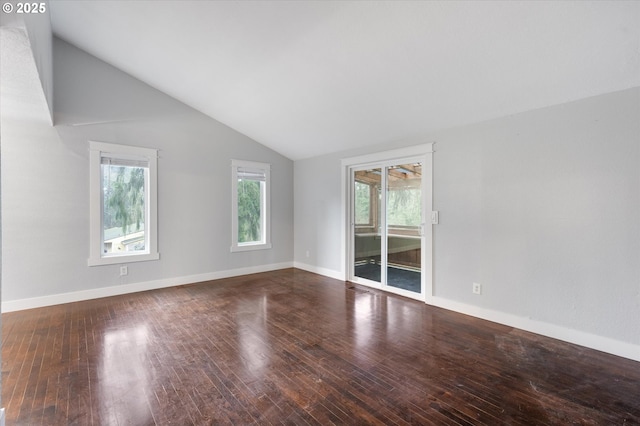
[385,163,422,294]
[351,158,425,299]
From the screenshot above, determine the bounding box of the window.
[387,187,422,227]
[89,141,159,266]
[354,181,372,225]
[231,159,271,252]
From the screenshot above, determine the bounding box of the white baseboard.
[427,296,640,363]
[1,262,294,312]
[293,261,346,281]
[294,265,640,362]
[3,262,638,362]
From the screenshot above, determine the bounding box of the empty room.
[1,1,638,424]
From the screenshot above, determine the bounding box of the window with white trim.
[89,141,159,266]
[231,159,271,252]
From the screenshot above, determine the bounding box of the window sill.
[88,252,160,266]
[230,243,272,253]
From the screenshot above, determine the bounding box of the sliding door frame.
[341,143,434,302]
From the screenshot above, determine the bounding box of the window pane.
[354,181,371,225]
[354,169,382,283]
[237,179,262,243]
[102,164,146,255]
[387,188,421,226]
[387,163,422,227]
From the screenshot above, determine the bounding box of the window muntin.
[89,142,159,266]
[231,160,271,252]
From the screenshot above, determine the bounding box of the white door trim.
[341,143,434,301]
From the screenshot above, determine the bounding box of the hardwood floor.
[2,268,639,425]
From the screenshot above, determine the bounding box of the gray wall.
[294,87,640,347]
[2,29,638,357]
[1,38,293,303]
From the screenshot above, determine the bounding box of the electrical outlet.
[306,250,310,258]
[472,282,482,295]
[120,266,128,276]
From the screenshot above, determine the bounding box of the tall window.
[231,159,271,252]
[89,141,159,266]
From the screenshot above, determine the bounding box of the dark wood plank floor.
[2,268,639,425]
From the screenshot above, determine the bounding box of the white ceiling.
[50,1,640,161]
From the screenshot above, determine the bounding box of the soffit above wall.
[0,27,52,125]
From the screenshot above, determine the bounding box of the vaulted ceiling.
[50,1,640,160]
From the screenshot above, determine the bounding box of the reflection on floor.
[3,269,638,424]
[355,262,421,293]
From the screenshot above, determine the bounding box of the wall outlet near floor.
[306,250,310,258]
[472,282,482,295]
[120,265,128,276]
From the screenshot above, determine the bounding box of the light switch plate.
[431,211,439,224]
